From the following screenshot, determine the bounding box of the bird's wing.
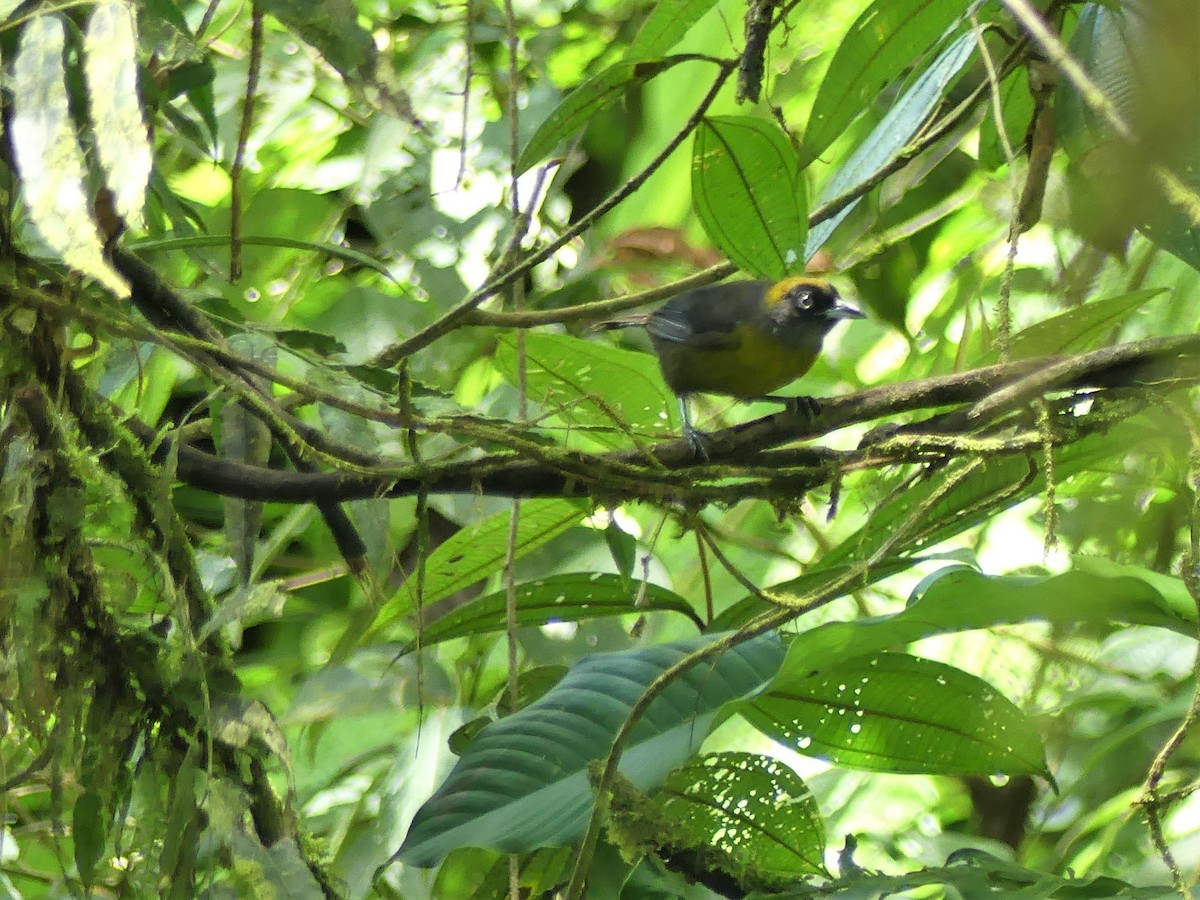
[647,306,741,349]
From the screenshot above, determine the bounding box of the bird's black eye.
[793,288,814,310]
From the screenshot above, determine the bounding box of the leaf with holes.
[759,563,1194,704]
[744,652,1050,778]
[654,752,827,883]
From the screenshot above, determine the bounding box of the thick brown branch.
[122,335,1200,504]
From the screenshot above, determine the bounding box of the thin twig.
[1138,404,1200,898]
[230,5,264,281]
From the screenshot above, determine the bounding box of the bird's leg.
[678,395,710,460]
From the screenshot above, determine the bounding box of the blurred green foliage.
[2,0,1200,897]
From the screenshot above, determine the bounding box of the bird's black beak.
[825,298,866,320]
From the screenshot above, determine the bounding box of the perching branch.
[111,334,1200,506]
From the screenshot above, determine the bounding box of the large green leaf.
[403,573,703,652]
[692,116,807,280]
[394,632,784,866]
[371,499,588,636]
[517,58,684,174]
[807,30,976,258]
[745,652,1049,777]
[770,565,1195,689]
[85,2,151,230]
[625,0,720,60]
[804,0,968,162]
[494,332,678,447]
[1007,288,1167,359]
[12,14,129,296]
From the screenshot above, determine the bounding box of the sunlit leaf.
[86,2,152,230]
[746,652,1050,777]
[494,332,678,447]
[655,752,827,881]
[626,0,720,60]
[804,0,968,162]
[807,30,976,258]
[403,573,702,652]
[692,116,807,279]
[12,15,129,296]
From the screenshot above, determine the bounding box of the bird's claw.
[784,395,822,418]
[683,424,711,460]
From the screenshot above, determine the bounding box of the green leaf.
[12,15,129,296]
[655,752,827,880]
[371,499,588,636]
[807,30,976,258]
[494,332,678,447]
[770,565,1195,690]
[1007,288,1166,359]
[394,632,784,866]
[255,0,375,75]
[401,573,703,652]
[745,652,1050,777]
[626,0,719,60]
[804,0,968,162]
[710,558,915,632]
[978,71,1035,172]
[73,791,106,887]
[517,58,683,174]
[692,116,807,280]
[229,832,326,900]
[1065,556,1200,624]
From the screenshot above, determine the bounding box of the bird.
[597,276,864,454]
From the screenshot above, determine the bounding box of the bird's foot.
[683,423,711,460]
[765,394,822,419]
